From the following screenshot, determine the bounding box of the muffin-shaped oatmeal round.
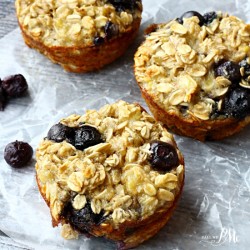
[15,0,142,72]
[35,101,184,249]
[134,11,250,141]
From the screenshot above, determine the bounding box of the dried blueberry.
[104,21,119,40]
[62,201,105,233]
[203,11,217,25]
[224,87,250,119]
[93,36,105,46]
[108,0,137,12]
[149,141,179,171]
[47,123,75,143]
[74,125,103,150]
[214,61,241,83]
[2,74,28,97]
[178,11,205,25]
[239,58,250,77]
[4,140,33,168]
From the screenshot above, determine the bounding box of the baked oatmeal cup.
[15,0,142,72]
[134,11,250,141]
[35,100,184,249]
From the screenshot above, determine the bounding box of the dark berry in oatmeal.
[214,61,241,83]
[104,21,119,40]
[108,0,137,12]
[74,125,103,150]
[178,11,205,25]
[4,140,33,168]
[149,141,179,171]
[2,74,28,97]
[0,81,7,111]
[93,36,105,46]
[203,11,217,25]
[47,123,75,143]
[239,58,250,77]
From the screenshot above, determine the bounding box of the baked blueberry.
[104,21,119,40]
[108,0,137,12]
[74,125,103,150]
[4,140,33,168]
[63,201,105,233]
[47,123,75,143]
[93,36,105,46]
[214,61,241,83]
[2,74,28,97]
[203,11,217,25]
[149,141,179,171]
[0,81,7,111]
[178,11,205,25]
[224,87,250,119]
[239,58,250,77]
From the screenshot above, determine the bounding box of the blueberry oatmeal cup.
[35,100,184,249]
[15,0,142,73]
[134,11,250,141]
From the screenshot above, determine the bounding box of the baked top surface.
[16,0,142,47]
[134,11,250,121]
[35,101,184,234]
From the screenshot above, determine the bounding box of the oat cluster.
[36,101,184,232]
[16,0,142,46]
[134,12,250,120]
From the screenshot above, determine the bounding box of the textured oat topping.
[16,0,142,46]
[134,12,250,120]
[36,101,184,230]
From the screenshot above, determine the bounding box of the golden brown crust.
[18,18,141,73]
[140,86,250,141]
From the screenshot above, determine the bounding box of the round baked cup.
[134,12,250,141]
[36,100,185,249]
[15,0,142,73]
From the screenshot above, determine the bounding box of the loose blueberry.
[214,61,241,83]
[224,87,250,119]
[47,123,75,143]
[93,36,105,46]
[149,141,179,171]
[2,74,28,97]
[4,140,33,168]
[62,201,105,233]
[0,81,7,111]
[104,21,119,40]
[178,11,205,25]
[239,58,250,77]
[74,125,103,150]
[203,11,217,25]
[107,0,137,12]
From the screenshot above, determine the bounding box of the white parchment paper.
[1,0,250,249]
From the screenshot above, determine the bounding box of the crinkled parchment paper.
[1,0,250,249]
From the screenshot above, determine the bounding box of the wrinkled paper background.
[1,0,250,249]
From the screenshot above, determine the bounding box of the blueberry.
[214,61,241,83]
[0,81,7,111]
[62,201,105,233]
[2,74,28,97]
[178,11,205,25]
[224,87,250,119]
[4,140,33,168]
[47,123,75,143]
[239,58,250,77]
[74,125,103,150]
[107,0,137,12]
[149,141,179,171]
[104,21,119,40]
[93,36,105,46]
[203,11,217,25]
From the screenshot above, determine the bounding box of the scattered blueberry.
[214,61,241,83]
[62,201,105,233]
[239,58,250,77]
[4,140,33,168]
[224,87,250,119]
[74,125,103,150]
[149,141,179,171]
[203,11,217,25]
[178,11,205,25]
[47,123,75,143]
[104,21,119,40]
[93,36,105,46]
[2,74,28,97]
[0,80,7,111]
